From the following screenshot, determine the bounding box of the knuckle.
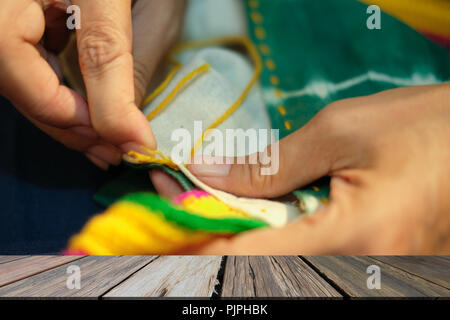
[78,25,130,74]
[247,162,272,197]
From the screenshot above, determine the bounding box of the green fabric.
[94,164,193,208]
[122,193,269,233]
[246,0,450,137]
[245,0,450,203]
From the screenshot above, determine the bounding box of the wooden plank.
[104,256,222,297]
[0,255,83,287]
[370,256,450,289]
[221,256,341,297]
[304,256,450,297]
[0,256,28,265]
[0,256,155,297]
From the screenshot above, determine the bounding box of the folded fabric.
[66,0,450,255]
[66,190,268,255]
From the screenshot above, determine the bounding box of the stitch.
[259,44,271,55]
[277,105,287,116]
[248,0,259,9]
[130,36,263,164]
[127,146,179,170]
[146,63,211,121]
[284,120,291,130]
[321,198,329,205]
[141,61,183,107]
[251,12,264,24]
[270,75,280,86]
[265,59,276,71]
[313,186,320,192]
[275,89,282,98]
[255,27,267,40]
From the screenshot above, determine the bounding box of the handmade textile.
[359,0,450,48]
[68,0,450,255]
[66,190,268,255]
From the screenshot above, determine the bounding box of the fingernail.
[87,145,122,166]
[189,162,231,177]
[86,154,109,171]
[70,126,99,139]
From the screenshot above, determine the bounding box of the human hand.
[0,0,185,169]
[175,84,450,254]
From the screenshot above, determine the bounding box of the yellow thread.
[265,59,276,71]
[312,186,320,192]
[188,37,263,157]
[259,44,271,55]
[127,146,179,170]
[270,75,280,86]
[321,198,329,205]
[275,89,282,98]
[146,63,211,121]
[277,106,287,116]
[284,121,291,130]
[141,61,182,107]
[249,0,259,9]
[255,27,266,40]
[130,36,263,166]
[251,12,264,24]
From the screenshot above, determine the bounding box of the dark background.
[0,97,109,254]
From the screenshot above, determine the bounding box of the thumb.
[188,113,339,198]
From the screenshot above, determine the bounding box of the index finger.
[72,0,156,152]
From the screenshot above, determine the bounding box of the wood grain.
[221,256,341,297]
[0,255,83,287]
[304,256,450,297]
[0,256,155,297]
[370,256,450,289]
[0,256,28,265]
[104,256,222,298]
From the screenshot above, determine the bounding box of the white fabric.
[143,47,272,161]
[181,0,248,41]
[136,0,302,227]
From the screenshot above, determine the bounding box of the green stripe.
[121,193,268,234]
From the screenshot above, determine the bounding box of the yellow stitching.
[127,146,179,171]
[275,89,282,98]
[141,61,182,107]
[265,59,276,71]
[270,75,280,86]
[249,0,259,9]
[251,12,264,24]
[189,37,263,157]
[255,27,266,40]
[284,120,291,130]
[146,63,211,121]
[129,36,263,166]
[259,44,271,55]
[277,106,287,116]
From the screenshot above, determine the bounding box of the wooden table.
[0,256,448,298]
